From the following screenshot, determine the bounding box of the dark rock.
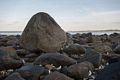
[78,48,102,68]
[13,39,23,50]
[43,71,74,80]
[65,32,73,46]
[33,53,77,67]
[110,33,120,37]
[25,53,38,58]
[0,50,23,71]
[0,46,20,60]
[95,62,120,80]
[66,61,94,79]
[16,64,48,80]
[0,42,7,46]
[23,57,36,62]
[4,72,25,80]
[16,49,28,57]
[72,33,87,45]
[20,12,67,52]
[93,43,112,54]
[63,43,85,56]
[113,45,120,54]
[102,54,120,64]
[6,40,15,46]
[110,33,120,44]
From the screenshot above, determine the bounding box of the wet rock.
[66,61,94,79]
[63,43,85,56]
[100,34,111,42]
[25,53,38,58]
[16,64,48,80]
[85,49,102,67]
[34,53,77,67]
[65,32,73,46]
[0,42,7,46]
[95,62,120,80]
[78,48,102,68]
[110,33,120,44]
[0,50,23,71]
[7,40,15,46]
[110,33,120,37]
[0,46,20,60]
[43,71,74,80]
[72,33,87,45]
[20,12,67,52]
[16,49,28,57]
[102,54,120,64]
[24,53,38,62]
[113,45,120,54]
[0,35,17,46]
[4,72,25,80]
[94,43,112,54]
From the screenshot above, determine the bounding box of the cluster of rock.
[0,12,120,80]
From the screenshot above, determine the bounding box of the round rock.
[16,64,48,80]
[63,43,85,56]
[67,61,94,79]
[33,53,77,67]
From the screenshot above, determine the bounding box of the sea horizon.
[0,29,120,35]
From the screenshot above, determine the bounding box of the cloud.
[0,10,120,31]
[0,18,29,31]
[80,10,120,22]
[59,10,120,31]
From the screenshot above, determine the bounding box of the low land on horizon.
[0,29,120,33]
[68,29,120,32]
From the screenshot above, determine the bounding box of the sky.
[0,0,120,31]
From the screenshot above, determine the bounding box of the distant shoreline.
[0,30,120,33]
[68,30,120,33]
[0,31,22,33]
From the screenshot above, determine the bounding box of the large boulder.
[33,53,77,67]
[20,12,67,52]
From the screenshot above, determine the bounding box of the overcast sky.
[0,0,120,31]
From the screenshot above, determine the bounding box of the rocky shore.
[0,12,120,80]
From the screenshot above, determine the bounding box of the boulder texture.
[33,53,77,67]
[67,61,94,79]
[63,43,85,56]
[78,48,102,68]
[20,12,67,52]
[0,50,23,71]
[16,64,48,80]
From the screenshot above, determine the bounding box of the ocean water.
[0,31,22,35]
[69,31,120,35]
[0,31,120,35]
